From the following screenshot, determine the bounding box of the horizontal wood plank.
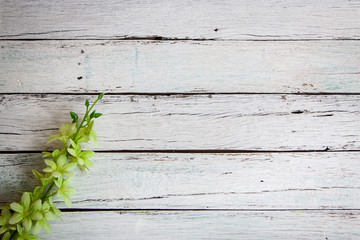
[1,40,360,93]
[1,152,360,209]
[36,210,360,239]
[1,94,360,151]
[1,0,360,40]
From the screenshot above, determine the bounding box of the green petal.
[10,203,23,213]
[77,157,84,165]
[21,192,30,208]
[32,220,43,235]
[56,155,67,168]
[63,171,75,177]
[44,212,56,221]
[2,232,10,240]
[0,216,6,225]
[2,208,11,219]
[63,162,77,171]
[30,212,43,221]
[48,134,60,143]
[80,150,95,158]
[84,158,93,168]
[43,167,54,173]
[22,217,32,232]
[0,226,7,234]
[64,195,72,208]
[44,159,57,169]
[43,220,51,234]
[67,148,77,157]
[32,170,43,181]
[30,200,42,212]
[51,171,62,178]
[9,213,23,224]
[65,187,76,196]
[42,202,50,211]
[29,235,41,240]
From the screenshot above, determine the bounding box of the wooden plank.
[1,40,360,93]
[36,210,360,239]
[1,1,360,40]
[1,94,360,151]
[1,152,360,209]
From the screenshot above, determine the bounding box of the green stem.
[73,98,99,140]
[41,181,56,201]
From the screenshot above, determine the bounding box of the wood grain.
[1,94,360,151]
[1,0,360,40]
[36,210,360,239]
[1,40,360,93]
[1,152,360,209]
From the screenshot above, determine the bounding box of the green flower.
[55,178,76,208]
[43,154,77,178]
[48,123,76,144]
[16,225,40,240]
[0,206,16,235]
[68,139,94,171]
[32,201,55,235]
[8,193,43,232]
[2,232,11,240]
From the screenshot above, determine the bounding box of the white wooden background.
[1,0,360,239]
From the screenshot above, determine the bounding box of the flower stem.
[41,181,56,201]
[73,97,99,140]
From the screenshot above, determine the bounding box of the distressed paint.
[1,0,360,40]
[38,210,360,239]
[0,94,360,151]
[1,41,360,93]
[1,152,360,209]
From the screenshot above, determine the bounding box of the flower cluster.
[0,94,104,240]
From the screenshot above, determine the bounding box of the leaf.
[10,203,23,213]
[43,220,51,234]
[47,134,60,143]
[98,93,105,99]
[94,113,102,118]
[2,232,10,240]
[44,212,56,221]
[43,167,54,173]
[56,155,67,168]
[44,159,56,169]
[64,195,72,208]
[0,226,6,234]
[21,192,30,208]
[9,213,23,224]
[22,217,32,232]
[32,220,43,235]
[67,148,77,157]
[32,170,43,181]
[70,112,78,121]
[90,110,96,119]
[80,150,95,159]
[64,162,77,171]
[0,216,6,226]
[84,158,93,168]
[30,211,43,221]
[85,98,89,107]
[30,199,42,212]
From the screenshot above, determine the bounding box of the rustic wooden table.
[1,0,360,239]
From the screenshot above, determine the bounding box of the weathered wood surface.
[36,210,360,240]
[1,94,360,151]
[1,40,360,93]
[1,152,360,209]
[1,0,360,40]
